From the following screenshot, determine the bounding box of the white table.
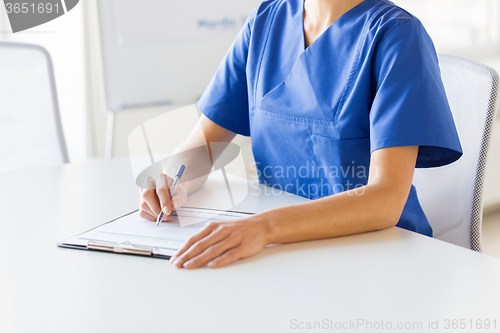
[1,159,500,333]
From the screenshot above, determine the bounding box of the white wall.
[83,0,255,177]
[0,2,87,163]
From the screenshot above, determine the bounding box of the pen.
[156,164,185,225]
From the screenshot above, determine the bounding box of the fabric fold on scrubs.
[197,0,463,237]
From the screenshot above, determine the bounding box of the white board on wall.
[97,0,261,111]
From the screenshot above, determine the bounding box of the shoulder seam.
[376,0,417,20]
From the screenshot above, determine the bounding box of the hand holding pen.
[157,165,185,225]
[138,164,187,223]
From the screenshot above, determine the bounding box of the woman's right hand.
[138,173,188,222]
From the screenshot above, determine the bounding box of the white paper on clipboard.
[59,207,253,258]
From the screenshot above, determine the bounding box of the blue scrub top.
[198,0,463,237]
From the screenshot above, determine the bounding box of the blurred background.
[0,0,499,213]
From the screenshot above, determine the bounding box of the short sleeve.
[370,19,463,168]
[197,9,257,136]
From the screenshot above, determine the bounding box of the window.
[394,0,500,58]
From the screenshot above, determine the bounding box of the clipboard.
[58,207,253,260]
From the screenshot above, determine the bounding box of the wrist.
[250,210,278,245]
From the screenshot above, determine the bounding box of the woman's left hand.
[170,216,271,269]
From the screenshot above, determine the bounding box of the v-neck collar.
[301,0,374,51]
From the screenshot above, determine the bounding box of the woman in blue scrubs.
[139,0,462,269]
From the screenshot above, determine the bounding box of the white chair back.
[0,41,69,172]
[413,55,499,251]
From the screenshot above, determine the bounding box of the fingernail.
[183,261,193,268]
[208,261,215,268]
[163,206,170,215]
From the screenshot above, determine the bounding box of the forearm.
[260,183,408,245]
[164,114,236,196]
